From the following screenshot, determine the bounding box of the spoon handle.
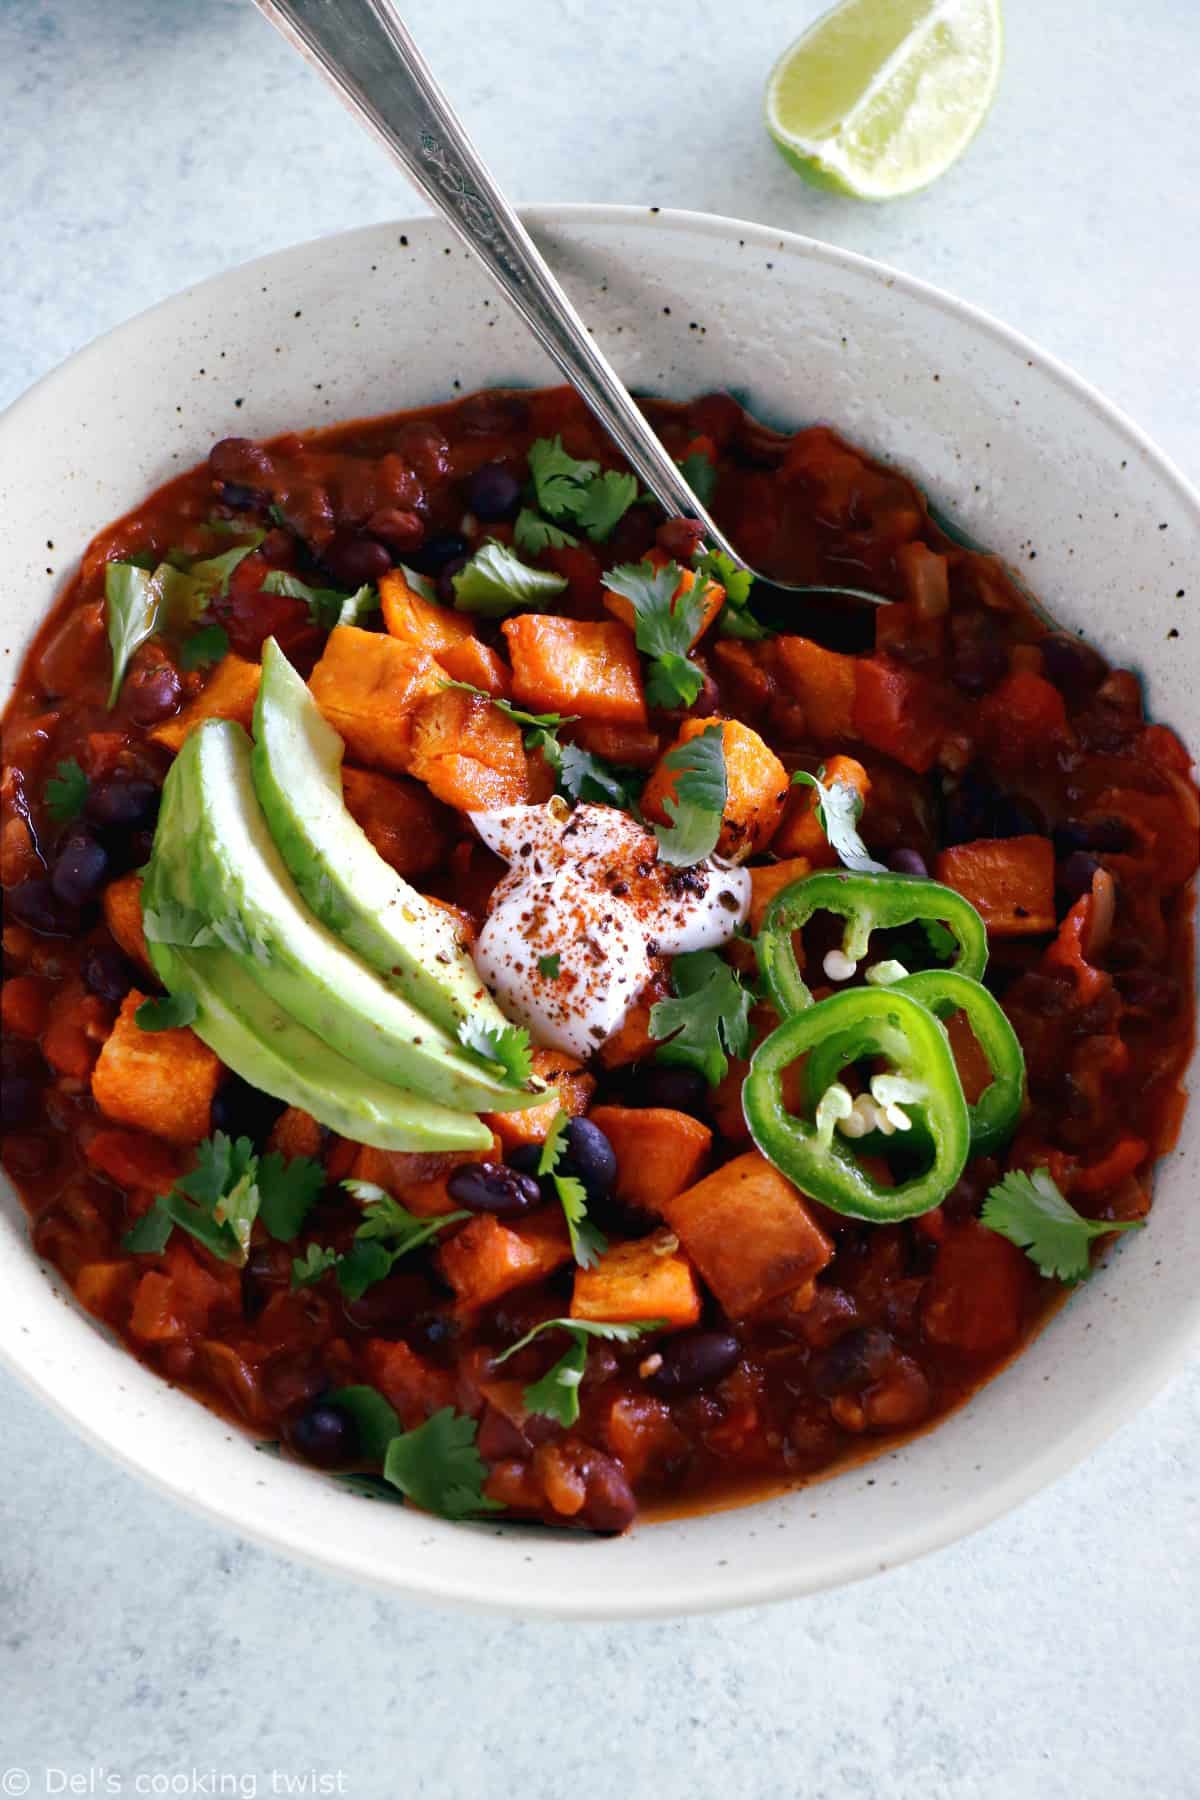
[252,0,735,550]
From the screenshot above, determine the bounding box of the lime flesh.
[766,0,1003,200]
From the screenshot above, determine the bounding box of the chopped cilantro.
[679,445,718,508]
[525,436,638,542]
[123,1131,258,1265]
[327,1385,402,1461]
[291,1243,340,1288]
[538,953,561,979]
[382,1407,503,1519]
[44,758,88,824]
[256,1150,325,1241]
[513,508,579,554]
[291,1178,470,1299]
[104,562,160,708]
[493,1316,665,1427]
[457,1016,535,1086]
[651,724,727,867]
[180,623,230,671]
[573,469,640,541]
[650,948,753,1087]
[185,541,261,599]
[134,991,198,1031]
[557,742,644,811]
[980,1167,1144,1284]
[451,541,568,615]
[604,558,708,709]
[527,435,600,518]
[696,547,771,641]
[261,569,378,631]
[539,1110,607,1269]
[791,768,887,874]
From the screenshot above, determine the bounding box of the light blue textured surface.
[2,1,1198,1794]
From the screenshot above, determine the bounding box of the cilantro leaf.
[185,541,261,599]
[557,742,644,811]
[382,1407,503,1519]
[980,1167,1144,1284]
[539,1111,607,1269]
[122,1206,174,1254]
[134,991,198,1031]
[104,562,160,708]
[650,948,753,1087]
[513,508,579,554]
[256,1151,325,1242]
[209,518,267,542]
[457,1016,534,1086]
[451,541,568,616]
[291,1243,340,1288]
[538,953,561,979]
[605,558,708,709]
[651,724,727,867]
[261,569,378,631]
[527,436,600,519]
[679,448,717,508]
[573,469,639,541]
[494,1316,665,1427]
[328,1385,402,1461]
[180,623,230,671]
[440,679,577,771]
[291,1180,470,1299]
[44,758,88,824]
[695,547,771,642]
[333,1239,396,1301]
[124,1131,260,1265]
[791,769,887,874]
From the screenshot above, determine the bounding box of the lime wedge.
[766,0,1003,200]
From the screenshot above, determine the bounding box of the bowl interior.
[1,205,1196,1617]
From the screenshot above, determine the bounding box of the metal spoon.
[251,0,890,648]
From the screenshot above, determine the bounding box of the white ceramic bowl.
[2,206,1197,1618]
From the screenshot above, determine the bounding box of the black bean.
[341,1269,441,1336]
[1,1074,42,1131]
[991,794,1044,839]
[1053,815,1134,856]
[580,1455,636,1534]
[8,876,80,937]
[124,661,183,727]
[324,532,392,587]
[219,480,271,514]
[633,1065,709,1117]
[85,778,159,830]
[887,848,929,879]
[1039,631,1107,701]
[82,943,138,1003]
[408,531,470,574]
[209,437,273,484]
[210,1073,288,1148]
[447,1160,542,1217]
[559,1118,617,1202]
[950,615,1008,695]
[51,832,109,907]
[467,463,521,521]
[656,517,707,562]
[288,1400,356,1468]
[809,1326,893,1397]
[1056,851,1101,907]
[436,555,470,605]
[260,1347,327,1411]
[646,1329,740,1397]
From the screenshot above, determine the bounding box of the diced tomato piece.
[852,658,944,772]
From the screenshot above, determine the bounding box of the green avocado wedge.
[141,719,538,1115]
[251,638,509,1041]
[147,940,491,1153]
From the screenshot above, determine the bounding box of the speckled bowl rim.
[1,203,1196,1619]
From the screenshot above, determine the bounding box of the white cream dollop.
[469,802,750,1058]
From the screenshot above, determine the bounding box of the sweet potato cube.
[660,1150,834,1317]
[642,717,789,860]
[595,968,669,1071]
[588,1106,712,1211]
[308,624,442,774]
[151,655,262,753]
[748,858,813,932]
[266,1106,323,1162]
[408,687,529,810]
[852,657,943,773]
[340,764,451,878]
[101,871,153,977]
[379,569,474,656]
[438,1211,573,1312]
[503,615,646,725]
[772,637,858,739]
[603,551,724,645]
[935,835,1056,936]
[773,753,871,863]
[485,1050,594,1149]
[436,636,512,697]
[571,1230,702,1330]
[91,990,221,1144]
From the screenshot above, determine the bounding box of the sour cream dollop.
[469,802,750,1058]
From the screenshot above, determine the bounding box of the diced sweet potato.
[75,1259,138,1322]
[484,1049,594,1149]
[437,636,512,697]
[642,717,789,860]
[935,835,1056,936]
[603,551,724,645]
[349,1135,502,1219]
[773,754,871,864]
[503,615,646,725]
[85,1126,182,1195]
[151,655,262,753]
[408,687,529,810]
[570,721,662,769]
[587,1106,712,1211]
[596,969,669,1070]
[659,1150,834,1317]
[438,1211,573,1312]
[571,1229,702,1330]
[852,658,943,773]
[91,989,221,1144]
[772,637,858,738]
[308,624,442,774]
[266,1106,323,1162]
[379,568,474,656]
[102,872,153,976]
[340,764,451,878]
[362,1336,454,1428]
[748,858,812,933]
[129,1271,185,1343]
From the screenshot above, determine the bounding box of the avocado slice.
[142,719,536,1114]
[251,638,508,1040]
[148,939,491,1152]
